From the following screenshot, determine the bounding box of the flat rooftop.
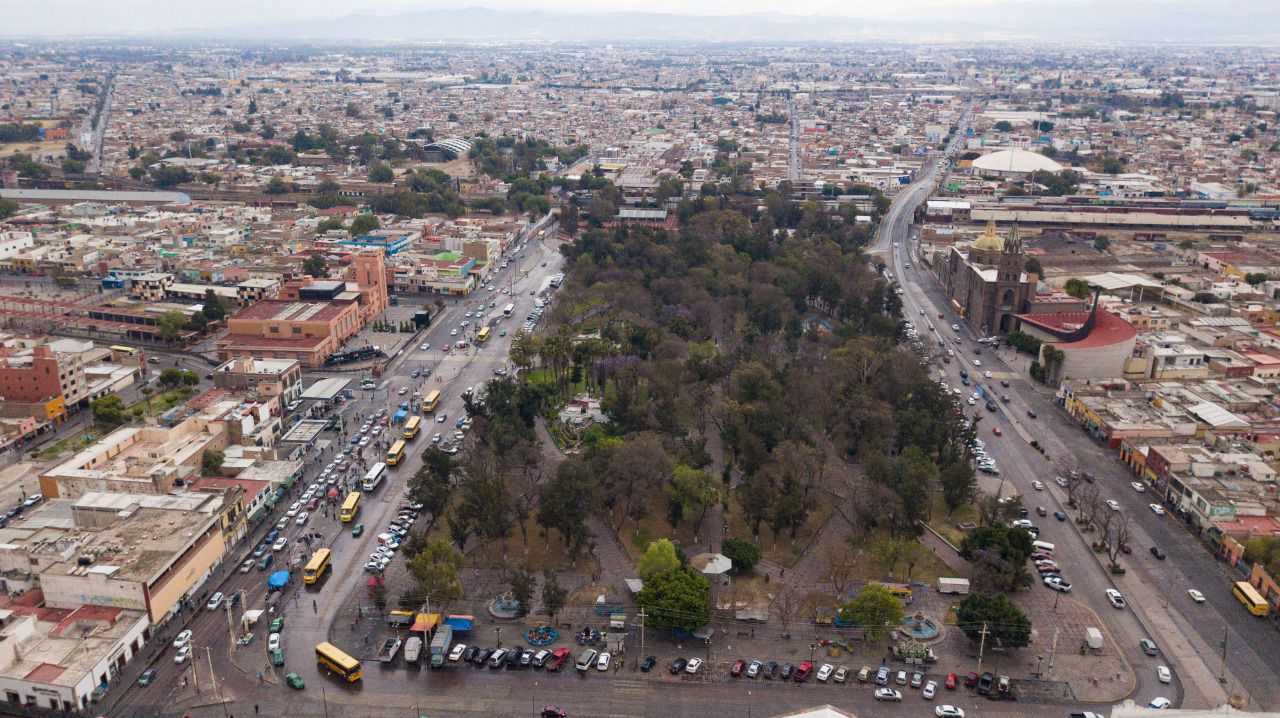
[231,300,351,323]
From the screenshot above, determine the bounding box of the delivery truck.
[429,625,453,668]
[938,577,970,595]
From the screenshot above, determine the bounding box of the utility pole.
[637,607,646,671]
[1219,626,1229,683]
[226,601,237,656]
[189,648,200,694]
[976,621,989,674]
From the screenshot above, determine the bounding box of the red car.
[730,660,745,677]
[794,661,813,682]
[963,672,979,688]
[945,672,958,690]
[545,647,572,672]
[442,345,450,353]
[993,426,1003,436]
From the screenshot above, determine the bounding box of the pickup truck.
[376,637,403,663]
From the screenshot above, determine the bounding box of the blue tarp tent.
[268,570,291,589]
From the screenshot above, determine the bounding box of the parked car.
[875,688,903,702]
[640,655,657,672]
[833,665,848,683]
[685,657,703,674]
[730,660,745,677]
[923,680,938,699]
[935,707,966,718]
[206,592,224,610]
[780,663,795,680]
[746,660,762,678]
[174,645,191,664]
[138,668,158,686]
[875,666,891,685]
[669,658,688,674]
[945,672,958,690]
[793,661,813,682]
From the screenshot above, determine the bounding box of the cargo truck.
[937,577,970,595]
[429,625,453,668]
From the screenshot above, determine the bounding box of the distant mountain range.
[5,1,1280,43]
[200,3,1280,44]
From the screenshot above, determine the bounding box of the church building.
[934,220,1035,336]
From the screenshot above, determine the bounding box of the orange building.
[216,250,388,367]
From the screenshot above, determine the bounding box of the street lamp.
[496,626,502,648]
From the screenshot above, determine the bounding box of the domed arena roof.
[971,149,1063,174]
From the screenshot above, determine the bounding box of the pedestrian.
[254,706,259,715]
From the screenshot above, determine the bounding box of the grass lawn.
[435,514,601,577]
[927,494,979,548]
[721,495,836,570]
[137,387,193,417]
[35,427,100,460]
[844,530,954,586]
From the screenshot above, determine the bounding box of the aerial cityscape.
[1,4,1280,718]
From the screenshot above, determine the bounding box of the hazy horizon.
[2,0,1278,43]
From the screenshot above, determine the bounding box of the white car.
[874,688,903,702]
[239,558,255,573]
[174,645,191,664]
[816,663,833,681]
[449,328,458,336]
[1106,588,1126,608]
[935,707,965,718]
[420,342,430,351]
[295,511,309,525]
[1055,476,1068,487]
[1188,589,1205,603]
[972,359,981,367]
[685,657,703,674]
[1150,503,1166,515]
[1032,480,1044,491]
[1148,697,1171,709]
[983,371,992,378]
[596,652,611,671]
[1106,499,1120,511]
[923,679,937,699]
[173,629,193,648]
[448,643,467,661]
[206,592,224,610]
[1131,481,1146,493]
[286,501,302,517]
[1157,665,1171,684]
[269,633,282,652]
[398,387,408,395]
[272,537,289,551]
[967,397,976,405]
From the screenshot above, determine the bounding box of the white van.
[576,648,598,672]
[1032,540,1055,553]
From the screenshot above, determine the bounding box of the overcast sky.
[2,0,1269,37]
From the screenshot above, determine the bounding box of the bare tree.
[1077,482,1101,527]
[824,543,858,597]
[771,584,803,638]
[1105,511,1133,567]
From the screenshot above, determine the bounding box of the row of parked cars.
[363,499,422,572]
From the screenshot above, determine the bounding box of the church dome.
[973,219,1004,251]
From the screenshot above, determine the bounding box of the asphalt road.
[878,157,1280,709]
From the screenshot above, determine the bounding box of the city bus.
[316,642,362,682]
[362,462,388,491]
[1232,581,1269,617]
[339,492,361,522]
[502,303,515,317]
[109,345,140,356]
[385,441,406,467]
[421,389,441,413]
[476,326,491,343]
[403,415,422,439]
[871,581,914,602]
[303,548,332,585]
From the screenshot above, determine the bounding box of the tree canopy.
[957,592,1032,648]
[636,567,711,632]
[837,584,905,641]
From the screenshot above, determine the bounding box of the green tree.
[508,565,536,618]
[957,592,1032,648]
[1245,272,1270,286]
[636,568,710,632]
[302,253,328,278]
[1093,236,1111,252]
[158,367,185,389]
[91,395,127,428]
[0,198,18,219]
[721,537,761,574]
[637,539,682,581]
[1023,257,1043,276]
[201,449,225,475]
[316,217,344,233]
[1063,277,1091,298]
[666,465,721,541]
[407,538,465,604]
[541,570,568,621]
[408,447,453,521]
[993,120,1014,132]
[350,213,380,235]
[264,176,289,194]
[202,289,227,322]
[837,584,905,641]
[368,162,394,183]
[156,311,187,343]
